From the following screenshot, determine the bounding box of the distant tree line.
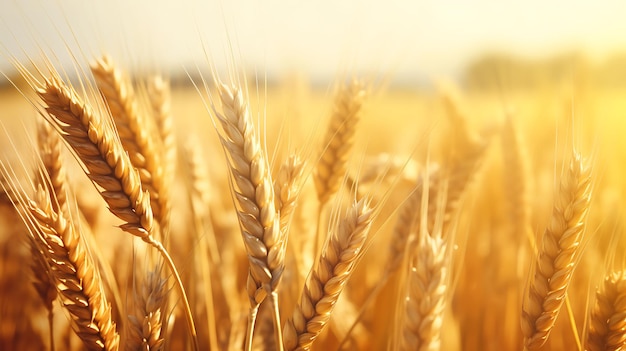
[462,51,626,91]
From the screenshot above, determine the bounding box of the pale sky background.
[1,0,626,84]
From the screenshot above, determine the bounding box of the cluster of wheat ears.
[0,52,622,351]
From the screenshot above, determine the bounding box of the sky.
[1,0,626,84]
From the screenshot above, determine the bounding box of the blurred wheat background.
[2,1,626,350]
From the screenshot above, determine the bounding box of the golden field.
[1,54,626,351]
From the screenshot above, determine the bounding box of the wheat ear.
[148,75,176,172]
[521,151,592,349]
[38,76,153,239]
[586,270,626,351]
[127,269,168,351]
[212,83,285,351]
[147,75,176,234]
[37,76,198,351]
[441,93,488,235]
[399,232,448,351]
[91,56,168,230]
[37,120,68,216]
[283,198,374,351]
[314,80,365,205]
[25,183,119,351]
[275,154,306,236]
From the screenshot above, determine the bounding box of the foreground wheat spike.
[38,76,154,239]
[26,184,119,351]
[399,232,448,351]
[91,56,168,230]
[314,80,365,205]
[521,151,592,350]
[37,76,198,350]
[212,83,285,350]
[127,269,167,351]
[586,270,626,351]
[283,198,374,351]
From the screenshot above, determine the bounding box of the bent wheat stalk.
[521,151,592,350]
[36,76,198,351]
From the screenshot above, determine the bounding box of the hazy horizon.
[2,0,626,85]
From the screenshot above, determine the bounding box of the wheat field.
[0,48,626,351]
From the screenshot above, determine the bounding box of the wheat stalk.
[586,270,626,351]
[283,197,374,351]
[521,151,592,349]
[183,135,221,351]
[29,238,58,351]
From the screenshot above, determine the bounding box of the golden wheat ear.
[314,80,365,206]
[282,197,375,351]
[211,82,285,351]
[3,172,120,351]
[521,151,592,350]
[127,268,168,351]
[91,56,169,233]
[586,270,626,351]
[37,75,198,351]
